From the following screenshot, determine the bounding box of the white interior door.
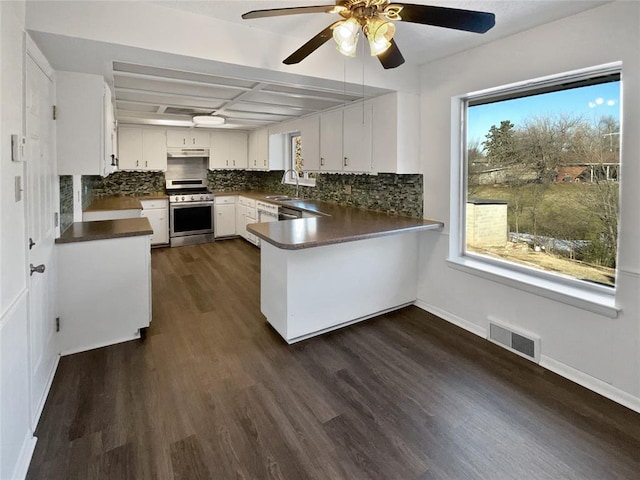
[26,47,58,428]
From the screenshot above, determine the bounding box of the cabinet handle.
[226,159,229,166]
[233,159,236,166]
[145,161,148,168]
[320,157,324,166]
[254,159,257,166]
[136,160,139,167]
[192,138,195,145]
[344,157,348,167]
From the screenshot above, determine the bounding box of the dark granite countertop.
[56,217,153,244]
[84,193,168,212]
[234,192,444,250]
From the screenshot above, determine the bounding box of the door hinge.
[52,105,57,120]
[56,317,60,332]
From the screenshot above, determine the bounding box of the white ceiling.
[153,0,610,66]
[29,1,610,131]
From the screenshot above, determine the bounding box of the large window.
[462,68,621,290]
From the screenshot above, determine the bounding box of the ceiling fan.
[242,0,495,69]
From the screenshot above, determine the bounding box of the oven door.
[170,201,214,238]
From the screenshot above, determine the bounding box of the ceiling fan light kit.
[242,0,495,69]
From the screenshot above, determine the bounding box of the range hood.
[167,147,210,158]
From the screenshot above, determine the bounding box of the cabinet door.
[320,110,343,171]
[235,204,247,238]
[210,132,247,169]
[166,129,188,147]
[56,72,104,175]
[215,203,236,237]
[141,207,168,245]
[191,130,210,148]
[142,129,167,171]
[118,127,143,170]
[228,132,248,169]
[298,115,320,171]
[209,131,228,169]
[249,128,269,169]
[343,102,372,173]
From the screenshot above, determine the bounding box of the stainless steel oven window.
[170,202,214,238]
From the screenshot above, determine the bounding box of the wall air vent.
[488,318,541,363]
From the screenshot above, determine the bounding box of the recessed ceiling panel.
[114,75,244,100]
[113,61,257,89]
[247,91,348,110]
[115,91,226,110]
[231,102,313,116]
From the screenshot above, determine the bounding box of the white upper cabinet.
[167,128,210,148]
[210,131,248,169]
[248,128,269,169]
[297,116,320,171]
[56,71,116,176]
[118,127,167,171]
[319,109,344,172]
[370,92,420,174]
[342,102,372,173]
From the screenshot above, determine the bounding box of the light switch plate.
[11,134,26,162]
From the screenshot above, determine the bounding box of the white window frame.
[284,132,316,188]
[448,62,622,318]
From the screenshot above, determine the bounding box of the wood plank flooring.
[27,238,640,479]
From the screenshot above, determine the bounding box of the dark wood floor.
[28,238,640,479]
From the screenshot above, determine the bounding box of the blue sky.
[467,81,620,146]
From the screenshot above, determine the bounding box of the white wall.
[0,1,36,478]
[417,1,640,410]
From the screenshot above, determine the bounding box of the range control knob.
[181,196,185,201]
[200,195,205,200]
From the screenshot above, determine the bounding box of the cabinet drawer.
[215,195,236,205]
[140,199,168,210]
[239,196,256,208]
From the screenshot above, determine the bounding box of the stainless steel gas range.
[166,178,215,247]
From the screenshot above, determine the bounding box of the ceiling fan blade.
[392,3,495,33]
[377,39,405,69]
[283,25,335,65]
[242,5,336,20]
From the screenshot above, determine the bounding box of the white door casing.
[25,41,58,429]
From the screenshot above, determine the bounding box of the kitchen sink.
[265,195,291,201]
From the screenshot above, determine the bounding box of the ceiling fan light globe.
[365,17,395,56]
[332,18,360,57]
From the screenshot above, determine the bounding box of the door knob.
[30,264,45,276]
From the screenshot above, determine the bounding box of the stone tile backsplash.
[59,175,74,233]
[75,169,422,220]
[209,170,423,218]
[89,171,166,196]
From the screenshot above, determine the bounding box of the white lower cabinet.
[214,196,236,237]
[238,196,259,246]
[140,199,169,246]
[57,234,151,354]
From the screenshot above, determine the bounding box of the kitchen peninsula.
[248,200,443,343]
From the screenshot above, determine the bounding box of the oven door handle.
[170,201,214,208]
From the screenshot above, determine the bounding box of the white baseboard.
[12,433,37,480]
[540,355,640,414]
[60,332,140,357]
[414,299,487,337]
[31,354,60,431]
[413,298,640,415]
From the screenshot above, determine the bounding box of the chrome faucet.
[281,169,300,198]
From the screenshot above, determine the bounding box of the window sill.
[285,178,316,188]
[447,255,620,318]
